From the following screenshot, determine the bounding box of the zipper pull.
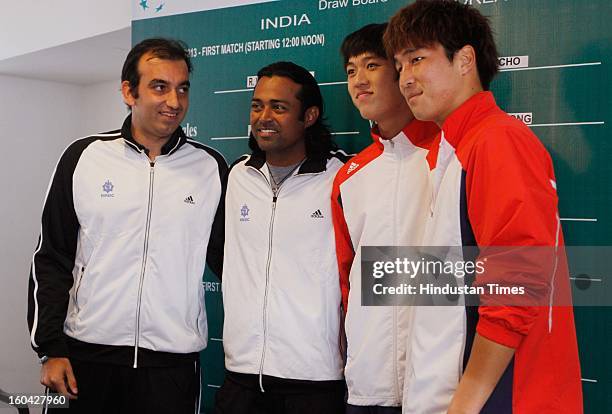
[272,196,277,203]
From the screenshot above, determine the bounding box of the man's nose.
[259,106,273,121]
[399,65,415,89]
[166,89,180,109]
[354,69,368,87]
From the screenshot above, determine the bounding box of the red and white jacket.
[331,120,438,406]
[402,92,582,413]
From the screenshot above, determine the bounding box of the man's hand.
[40,357,78,399]
[447,334,515,414]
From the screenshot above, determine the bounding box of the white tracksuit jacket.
[222,150,347,383]
[331,121,438,406]
[28,115,226,366]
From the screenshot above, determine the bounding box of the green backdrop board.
[132,0,611,412]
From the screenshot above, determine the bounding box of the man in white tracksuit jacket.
[215,61,348,414]
[28,38,226,414]
[332,24,438,413]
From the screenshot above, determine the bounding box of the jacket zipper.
[133,161,155,368]
[74,266,85,311]
[250,161,308,391]
[259,192,277,392]
[392,140,401,402]
[254,167,278,393]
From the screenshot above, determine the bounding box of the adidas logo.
[347,162,359,174]
[311,209,324,219]
[184,195,195,205]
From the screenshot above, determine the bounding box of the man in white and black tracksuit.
[214,62,348,414]
[27,38,227,413]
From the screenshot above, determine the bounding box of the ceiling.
[0,27,131,85]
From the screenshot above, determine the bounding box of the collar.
[245,151,329,174]
[371,119,439,150]
[440,91,498,149]
[120,114,187,156]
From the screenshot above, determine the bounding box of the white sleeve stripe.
[548,214,561,333]
[550,179,557,190]
[30,135,114,348]
[30,160,60,348]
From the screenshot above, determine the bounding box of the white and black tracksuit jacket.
[222,150,347,384]
[27,115,227,367]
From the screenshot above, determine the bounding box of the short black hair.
[341,23,388,67]
[249,61,337,160]
[384,0,499,90]
[121,37,192,98]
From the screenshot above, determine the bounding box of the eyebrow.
[398,48,418,57]
[361,53,383,60]
[348,53,383,64]
[251,98,291,105]
[148,79,191,87]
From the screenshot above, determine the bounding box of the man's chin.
[151,125,179,140]
[255,135,278,145]
[410,110,434,123]
[159,120,182,132]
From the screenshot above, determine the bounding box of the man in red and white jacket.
[386,1,582,413]
[331,24,438,413]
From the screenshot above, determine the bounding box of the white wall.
[0,2,130,410]
[0,0,131,61]
[0,75,126,405]
[81,80,129,135]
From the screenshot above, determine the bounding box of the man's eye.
[153,84,166,92]
[273,105,286,111]
[412,56,424,64]
[251,103,261,111]
[178,86,190,94]
[367,63,379,70]
[346,68,355,76]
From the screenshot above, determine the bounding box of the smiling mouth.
[256,128,279,137]
[405,91,422,101]
[356,92,373,100]
[160,111,179,119]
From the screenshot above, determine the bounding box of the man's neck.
[265,152,307,167]
[376,112,415,140]
[132,130,171,161]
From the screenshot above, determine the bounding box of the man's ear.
[121,81,136,107]
[455,44,477,76]
[303,106,320,128]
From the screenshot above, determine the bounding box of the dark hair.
[384,0,499,90]
[248,61,337,160]
[121,38,193,98]
[341,23,388,67]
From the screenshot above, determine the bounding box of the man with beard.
[28,38,226,413]
[215,61,347,414]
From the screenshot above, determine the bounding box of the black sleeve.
[201,146,230,280]
[206,164,228,280]
[27,139,92,358]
